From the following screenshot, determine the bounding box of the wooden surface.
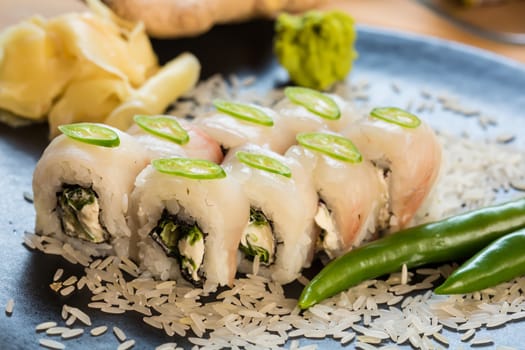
[320,0,525,64]
[1,0,524,64]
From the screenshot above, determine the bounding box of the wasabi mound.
[274,11,358,91]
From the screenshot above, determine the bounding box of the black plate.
[1,20,525,349]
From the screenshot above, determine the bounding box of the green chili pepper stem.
[298,197,525,309]
[434,228,525,295]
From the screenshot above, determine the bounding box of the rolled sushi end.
[239,208,276,266]
[56,184,109,244]
[150,210,205,286]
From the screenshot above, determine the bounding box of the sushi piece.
[342,107,442,231]
[130,157,249,288]
[286,131,390,259]
[273,86,359,135]
[32,123,150,258]
[194,99,293,154]
[222,144,319,284]
[128,114,223,163]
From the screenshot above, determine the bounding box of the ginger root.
[102,0,328,38]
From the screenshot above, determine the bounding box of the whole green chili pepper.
[298,197,525,309]
[435,228,525,294]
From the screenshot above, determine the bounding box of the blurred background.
[1,0,524,63]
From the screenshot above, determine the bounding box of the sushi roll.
[286,131,390,259]
[128,114,223,163]
[130,157,249,288]
[222,144,319,284]
[194,99,293,154]
[273,86,359,135]
[342,107,442,231]
[32,123,150,258]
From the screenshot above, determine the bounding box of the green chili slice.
[296,132,362,163]
[370,107,421,128]
[152,157,226,180]
[213,99,274,126]
[133,115,190,145]
[58,123,120,148]
[298,197,525,309]
[284,86,340,120]
[236,151,292,178]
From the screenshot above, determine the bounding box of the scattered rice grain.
[46,327,69,336]
[23,191,34,203]
[65,315,76,326]
[61,328,84,339]
[461,328,475,341]
[155,343,179,350]
[401,264,408,285]
[510,179,525,191]
[101,306,126,314]
[297,274,310,286]
[38,338,65,350]
[113,326,127,342]
[60,285,75,296]
[432,331,449,345]
[36,322,58,332]
[471,336,493,345]
[64,305,91,326]
[90,325,108,336]
[5,298,14,315]
[53,269,64,282]
[117,339,135,350]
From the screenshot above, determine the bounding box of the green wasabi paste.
[274,10,358,90]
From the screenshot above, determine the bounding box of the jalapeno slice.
[236,151,292,178]
[58,123,120,148]
[134,115,190,145]
[213,99,274,126]
[296,132,362,163]
[152,158,226,180]
[284,87,340,120]
[370,107,421,128]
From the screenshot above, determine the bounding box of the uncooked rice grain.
[471,336,493,345]
[90,325,108,336]
[65,315,76,326]
[46,327,69,336]
[61,328,84,339]
[101,306,126,314]
[60,286,75,296]
[117,339,135,350]
[63,276,77,286]
[53,269,64,282]
[155,343,179,350]
[5,298,14,315]
[64,305,91,326]
[113,326,127,342]
[36,322,58,332]
[38,339,66,350]
[401,264,408,285]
